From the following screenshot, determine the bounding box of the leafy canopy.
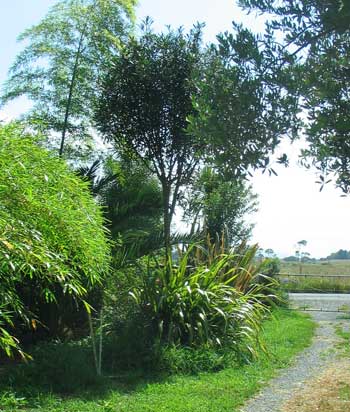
[95,22,204,256]
[239,0,350,193]
[189,22,300,178]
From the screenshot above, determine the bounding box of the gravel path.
[240,294,350,412]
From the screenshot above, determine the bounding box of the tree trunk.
[161,182,172,272]
[59,27,85,157]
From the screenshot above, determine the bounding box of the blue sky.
[1,0,350,258]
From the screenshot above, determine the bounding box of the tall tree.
[1,0,136,159]
[295,239,308,273]
[239,0,350,193]
[95,23,204,262]
[95,22,299,261]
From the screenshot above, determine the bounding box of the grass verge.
[0,309,315,412]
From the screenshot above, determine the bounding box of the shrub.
[0,123,110,356]
[130,246,273,357]
[101,310,158,373]
[261,257,281,278]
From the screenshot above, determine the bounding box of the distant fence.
[287,307,350,314]
[278,273,350,278]
[276,274,350,313]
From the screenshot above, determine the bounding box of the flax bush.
[130,245,275,357]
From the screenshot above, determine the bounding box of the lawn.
[0,309,315,412]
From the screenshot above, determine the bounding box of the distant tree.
[256,248,265,260]
[1,0,136,158]
[264,248,276,259]
[0,123,110,356]
[326,249,350,260]
[295,240,308,273]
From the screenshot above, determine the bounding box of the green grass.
[334,324,350,356]
[0,309,315,412]
[339,384,350,401]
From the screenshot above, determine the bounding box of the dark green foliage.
[326,249,350,260]
[4,341,101,394]
[101,263,157,373]
[95,23,201,184]
[259,258,284,303]
[239,1,350,42]
[158,344,237,375]
[261,258,281,278]
[101,309,159,373]
[77,157,163,258]
[239,0,350,193]
[100,159,163,254]
[0,123,110,356]
[95,22,204,258]
[189,23,300,179]
[76,159,117,197]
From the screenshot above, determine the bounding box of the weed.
[0,391,27,408]
[339,384,350,400]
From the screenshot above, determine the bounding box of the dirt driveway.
[240,293,350,412]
